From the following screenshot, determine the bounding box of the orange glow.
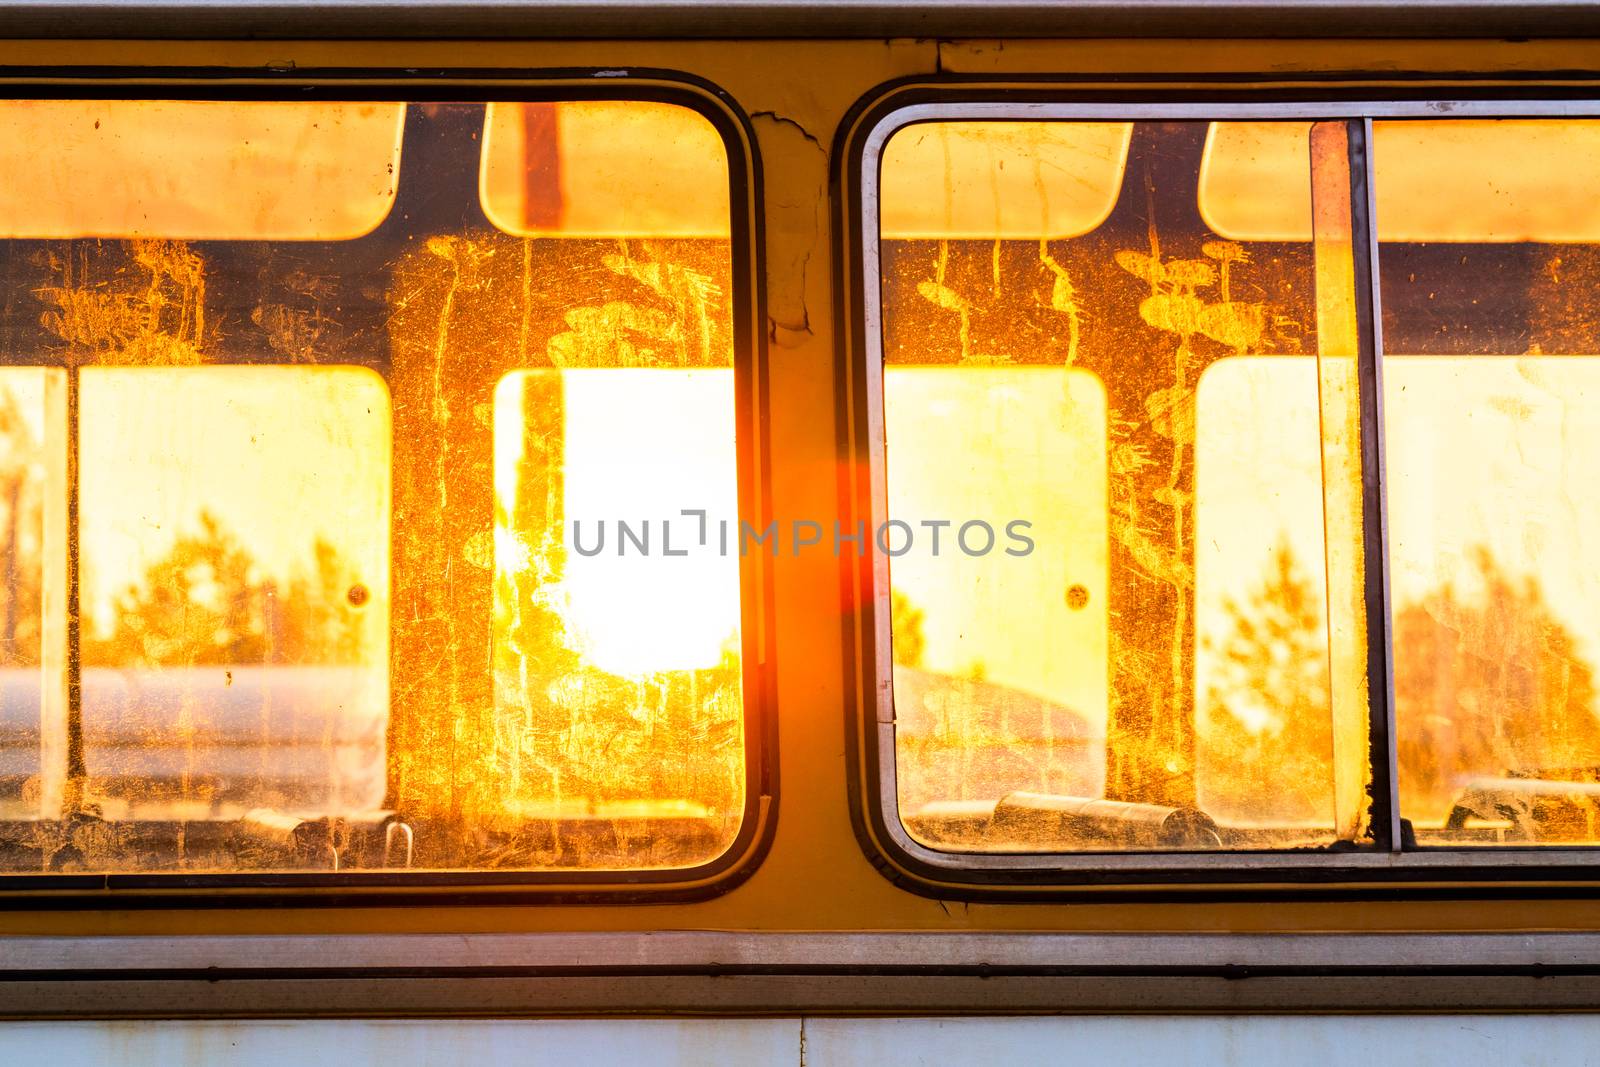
[1203,119,1600,242]
[496,369,740,677]
[1306,120,1374,844]
[1187,355,1600,844]
[887,368,1110,822]
[480,101,731,238]
[1192,357,1334,830]
[879,121,1131,239]
[79,368,390,644]
[489,368,744,863]
[77,368,391,828]
[0,100,404,240]
[1385,358,1600,841]
[0,369,51,820]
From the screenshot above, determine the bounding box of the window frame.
[837,82,1600,897]
[0,68,777,907]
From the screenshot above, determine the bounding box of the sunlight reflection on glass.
[490,368,744,867]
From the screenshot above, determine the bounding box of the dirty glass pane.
[879,119,1351,853]
[1377,119,1600,845]
[0,98,744,876]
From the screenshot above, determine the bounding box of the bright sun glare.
[494,368,741,678]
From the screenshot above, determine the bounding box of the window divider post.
[1347,116,1403,852]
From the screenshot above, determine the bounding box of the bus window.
[876,119,1356,853]
[0,97,753,878]
[1374,119,1600,846]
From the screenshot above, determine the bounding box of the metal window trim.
[1351,115,1404,853]
[0,65,779,907]
[841,86,1600,895]
[11,930,1600,1016]
[12,928,1600,972]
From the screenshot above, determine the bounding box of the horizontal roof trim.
[1,1,1599,40]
